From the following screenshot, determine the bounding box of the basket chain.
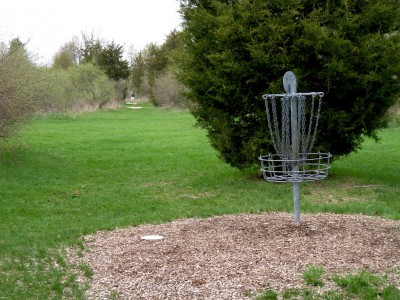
[282,96,290,160]
[265,93,323,161]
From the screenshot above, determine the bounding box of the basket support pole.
[290,90,300,225]
[293,181,300,225]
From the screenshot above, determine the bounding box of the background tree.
[130,50,146,95]
[81,33,103,65]
[0,39,49,142]
[145,31,180,78]
[52,50,75,69]
[144,43,165,105]
[138,30,184,106]
[81,36,129,81]
[80,35,129,100]
[62,35,82,64]
[98,41,130,81]
[177,0,400,169]
[8,38,28,59]
[67,63,114,108]
[52,36,82,69]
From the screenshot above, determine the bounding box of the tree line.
[0,31,183,150]
[52,31,184,108]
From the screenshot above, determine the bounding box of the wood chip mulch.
[74,213,400,299]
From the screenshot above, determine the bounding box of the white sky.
[0,0,182,65]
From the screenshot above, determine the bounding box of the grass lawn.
[0,103,399,299]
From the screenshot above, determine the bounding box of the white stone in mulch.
[140,235,164,241]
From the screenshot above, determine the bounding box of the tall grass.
[0,104,399,298]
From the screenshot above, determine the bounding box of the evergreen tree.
[177,0,400,169]
[81,37,129,81]
[81,37,103,65]
[130,51,146,95]
[98,41,130,81]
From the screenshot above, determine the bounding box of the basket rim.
[259,152,332,163]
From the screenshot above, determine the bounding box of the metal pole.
[291,96,300,225]
[293,181,300,224]
[285,71,301,225]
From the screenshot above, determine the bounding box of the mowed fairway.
[0,103,399,298]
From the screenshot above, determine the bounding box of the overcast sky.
[0,0,182,65]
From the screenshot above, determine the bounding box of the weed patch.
[303,265,325,287]
[255,269,400,299]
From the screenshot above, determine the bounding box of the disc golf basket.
[259,71,332,224]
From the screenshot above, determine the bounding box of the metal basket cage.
[259,152,332,183]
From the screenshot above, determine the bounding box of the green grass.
[302,125,400,219]
[255,268,400,299]
[303,265,325,287]
[0,103,399,298]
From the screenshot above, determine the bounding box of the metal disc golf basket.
[259,71,332,224]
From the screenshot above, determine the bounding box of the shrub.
[48,64,127,112]
[177,0,400,168]
[387,99,400,126]
[152,72,186,108]
[68,63,113,107]
[0,40,49,141]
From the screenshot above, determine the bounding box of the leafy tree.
[52,50,75,69]
[52,36,82,69]
[61,36,82,64]
[177,0,400,169]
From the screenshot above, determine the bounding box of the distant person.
[130,91,135,102]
